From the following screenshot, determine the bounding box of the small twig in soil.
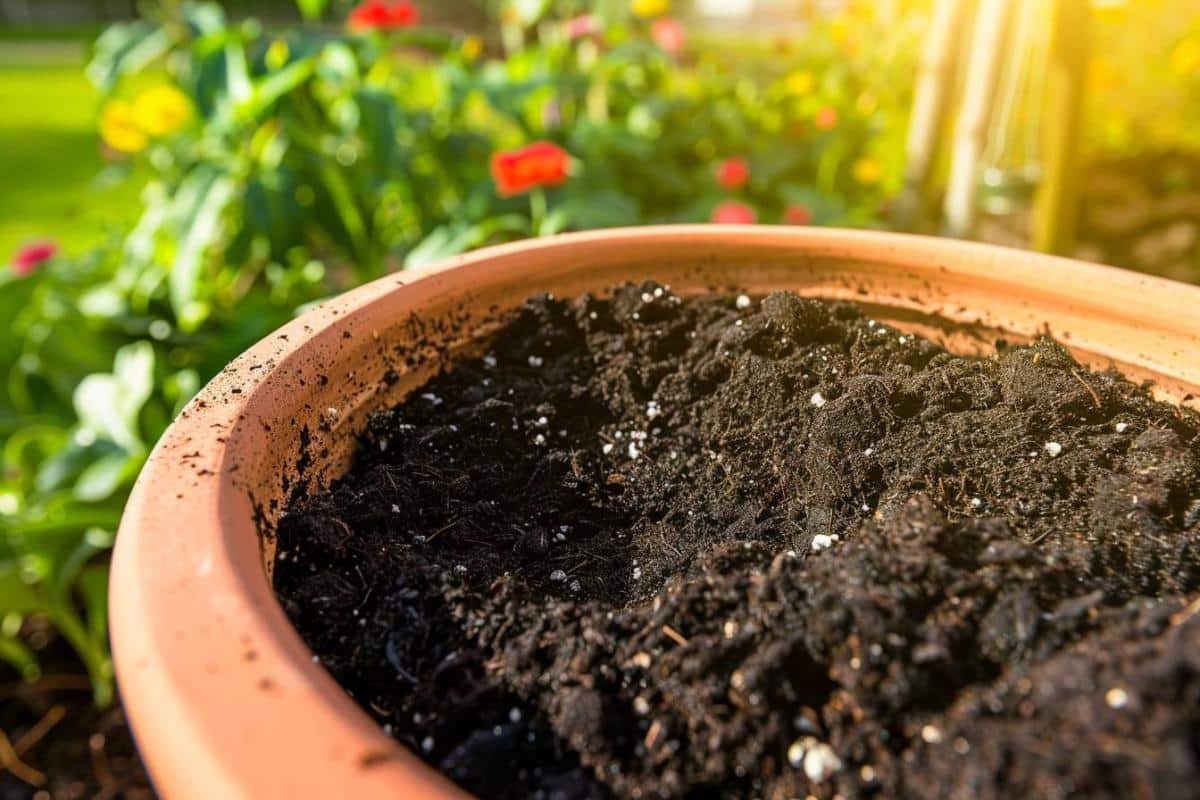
[12,705,65,756]
[1028,528,1059,546]
[662,624,690,647]
[1169,596,1200,626]
[1071,370,1103,408]
[90,732,119,800]
[424,520,458,543]
[0,728,45,787]
[643,719,663,749]
[0,674,93,700]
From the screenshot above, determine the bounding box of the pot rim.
[111,225,1200,799]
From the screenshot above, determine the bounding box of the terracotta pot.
[111,226,1200,798]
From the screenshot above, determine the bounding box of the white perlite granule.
[786,738,842,782]
[804,743,842,782]
[811,533,834,552]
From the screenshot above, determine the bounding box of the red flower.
[784,204,813,225]
[491,142,571,196]
[716,156,750,190]
[564,14,600,40]
[348,0,419,31]
[651,18,686,56]
[711,201,757,224]
[11,240,57,276]
[814,106,839,131]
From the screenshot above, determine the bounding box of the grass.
[0,38,145,264]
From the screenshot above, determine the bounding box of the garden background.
[1,0,1199,795]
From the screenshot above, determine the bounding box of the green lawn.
[0,39,145,263]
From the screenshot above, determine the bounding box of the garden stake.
[1032,0,1089,254]
[944,0,1013,237]
[894,0,970,230]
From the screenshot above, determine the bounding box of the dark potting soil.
[274,284,1200,800]
[0,629,154,800]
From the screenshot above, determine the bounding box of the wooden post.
[943,0,1012,238]
[1032,0,1089,254]
[892,0,971,231]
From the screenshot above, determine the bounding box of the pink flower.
[564,14,601,40]
[715,156,749,190]
[11,241,57,276]
[814,106,839,131]
[784,204,813,225]
[711,201,757,224]
[651,18,686,56]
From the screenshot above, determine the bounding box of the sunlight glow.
[695,0,755,19]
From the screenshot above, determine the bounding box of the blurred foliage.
[0,63,147,262]
[0,0,916,701]
[1086,0,1200,154]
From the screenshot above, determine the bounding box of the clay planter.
[111,226,1200,798]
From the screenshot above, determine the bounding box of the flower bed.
[0,0,914,714]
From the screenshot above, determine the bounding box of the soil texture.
[0,628,154,800]
[275,284,1200,799]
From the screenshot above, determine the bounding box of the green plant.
[0,0,918,702]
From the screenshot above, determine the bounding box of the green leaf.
[73,453,137,503]
[403,215,527,269]
[241,59,316,119]
[58,528,114,596]
[75,565,114,705]
[295,0,330,21]
[87,21,172,90]
[0,563,44,617]
[403,225,470,269]
[317,42,360,86]
[0,633,40,682]
[509,0,552,27]
[78,565,111,656]
[35,442,99,495]
[114,341,155,413]
[73,376,134,451]
[537,207,571,237]
[72,342,155,452]
[224,39,254,108]
[169,169,239,328]
[182,1,229,37]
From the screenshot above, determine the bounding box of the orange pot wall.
[111,227,1200,799]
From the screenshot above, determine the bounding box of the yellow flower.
[631,0,670,19]
[785,70,814,96]
[1170,38,1200,76]
[855,91,878,116]
[1087,56,1119,90]
[99,99,148,153]
[131,85,191,138]
[829,17,849,44]
[461,34,483,62]
[852,156,882,185]
[1090,0,1128,25]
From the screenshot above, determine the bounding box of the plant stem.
[50,605,111,707]
[816,141,844,196]
[529,188,547,237]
